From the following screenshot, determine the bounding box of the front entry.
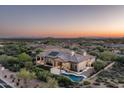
[57,62,63,68]
[45,57,54,66]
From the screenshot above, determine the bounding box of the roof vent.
[71,51,75,56]
[83,51,87,56]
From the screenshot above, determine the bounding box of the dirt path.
[88,62,115,80]
[80,62,116,88]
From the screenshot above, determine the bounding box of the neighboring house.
[112,48,121,54]
[0,44,4,47]
[104,44,124,48]
[36,49,95,72]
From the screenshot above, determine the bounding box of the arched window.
[37,56,40,61]
[41,57,44,60]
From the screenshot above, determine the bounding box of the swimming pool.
[62,73,86,82]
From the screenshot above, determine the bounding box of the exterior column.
[40,57,41,62]
[36,56,41,64]
[36,56,37,64]
[54,61,56,67]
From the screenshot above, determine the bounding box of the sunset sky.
[0,5,124,38]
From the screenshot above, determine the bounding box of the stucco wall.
[77,58,95,72]
[36,55,95,72]
[62,62,71,70]
[77,61,87,72]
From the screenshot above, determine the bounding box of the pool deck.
[50,67,61,75]
[50,67,90,82]
[50,67,93,76]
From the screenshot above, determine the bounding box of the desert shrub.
[99,51,117,61]
[118,79,124,84]
[41,77,58,88]
[83,80,91,85]
[110,79,118,84]
[98,70,115,79]
[57,76,73,87]
[35,48,43,54]
[36,65,51,71]
[105,82,118,88]
[32,66,54,83]
[95,77,106,83]
[64,46,70,49]
[96,46,105,52]
[93,82,100,86]
[116,56,124,64]
[93,60,106,72]
[85,85,93,88]
[88,50,99,57]
[18,53,32,62]
[37,70,51,82]
[0,55,21,72]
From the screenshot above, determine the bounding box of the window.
[41,57,44,60]
[37,56,40,61]
[46,58,53,66]
[71,63,77,71]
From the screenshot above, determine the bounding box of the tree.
[64,46,70,49]
[37,70,51,82]
[24,61,33,70]
[99,51,117,61]
[116,56,124,64]
[93,60,105,72]
[18,53,32,69]
[41,77,58,88]
[36,48,43,54]
[57,76,73,87]
[83,80,91,85]
[0,55,20,71]
[47,77,58,88]
[6,56,20,72]
[4,44,20,56]
[120,48,124,54]
[88,50,99,57]
[7,56,19,63]
[0,49,4,55]
[71,47,79,51]
[96,46,105,52]
[17,68,36,87]
[18,53,32,62]
[0,55,8,64]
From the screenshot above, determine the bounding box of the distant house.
[0,44,4,47]
[104,44,124,48]
[36,49,95,72]
[112,49,121,54]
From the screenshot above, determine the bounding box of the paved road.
[0,79,12,88]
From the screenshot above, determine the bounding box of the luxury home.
[36,49,95,73]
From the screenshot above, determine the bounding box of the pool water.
[62,73,85,82]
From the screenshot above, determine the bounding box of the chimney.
[71,51,75,56]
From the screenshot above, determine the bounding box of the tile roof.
[37,49,95,63]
